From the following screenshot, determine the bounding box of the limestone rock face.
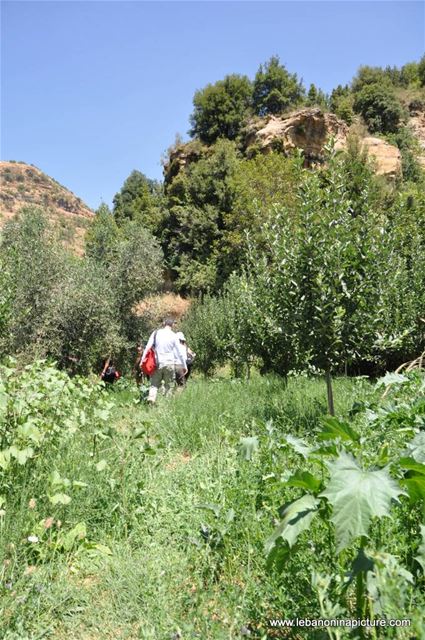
[245,108,348,161]
[245,108,402,178]
[408,105,425,168]
[361,137,402,179]
[163,140,205,185]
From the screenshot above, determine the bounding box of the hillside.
[0,161,94,254]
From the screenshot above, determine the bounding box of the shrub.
[353,83,404,133]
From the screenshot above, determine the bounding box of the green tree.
[253,56,305,116]
[400,61,419,87]
[113,170,163,231]
[39,259,123,373]
[0,207,67,358]
[330,85,354,124]
[109,221,163,319]
[306,83,328,109]
[162,140,241,292]
[353,83,404,133]
[189,74,253,145]
[85,202,120,263]
[351,65,391,93]
[220,151,302,279]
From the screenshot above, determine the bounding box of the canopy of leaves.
[112,170,163,231]
[0,207,163,373]
[162,139,241,293]
[253,55,305,116]
[189,74,253,144]
[353,83,404,134]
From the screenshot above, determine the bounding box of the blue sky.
[1,1,424,209]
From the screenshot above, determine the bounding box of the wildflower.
[24,566,37,576]
[28,499,36,510]
[56,520,62,529]
[27,535,39,543]
[43,517,54,529]
[0,509,6,517]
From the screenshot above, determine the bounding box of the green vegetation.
[252,55,305,116]
[2,54,425,637]
[0,207,163,373]
[1,361,424,638]
[190,74,253,144]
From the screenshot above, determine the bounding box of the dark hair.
[163,317,175,327]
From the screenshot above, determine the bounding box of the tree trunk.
[325,368,335,416]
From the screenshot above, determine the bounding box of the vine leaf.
[404,433,425,464]
[320,453,405,552]
[265,494,319,555]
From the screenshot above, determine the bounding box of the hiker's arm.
[174,339,187,371]
[141,334,154,361]
[100,357,110,378]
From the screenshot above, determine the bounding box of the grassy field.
[1,370,424,640]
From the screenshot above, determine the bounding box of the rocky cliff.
[243,108,401,178]
[164,108,404,183]
[0,161,94,254]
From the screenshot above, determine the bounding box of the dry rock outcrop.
[244,108,401,178]
[408,103,425,168]
[244,108,348,161]
[0,161,94,255]
[360,137,401,178]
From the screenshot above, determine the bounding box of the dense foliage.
[1,359,424,638]
[252,55,305,116]
[189,74,253,144]
[0,207,163,373]
[182,145,425,395]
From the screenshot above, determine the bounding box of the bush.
[189,74,253,144]
[1,208,164,374]
[353,83,404,133]
[253,55,304,116]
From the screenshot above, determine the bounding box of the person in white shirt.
[142,318,187,403]
[175,331,196,386]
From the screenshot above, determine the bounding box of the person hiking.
[100,357,120,385]
[175,331,195,386]
[134,343,145,386]
[141,318,187,403]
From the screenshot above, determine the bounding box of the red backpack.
[141,331,157,376]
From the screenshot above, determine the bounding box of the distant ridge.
[0,160,94,254]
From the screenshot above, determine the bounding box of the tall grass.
[0,372,377,639]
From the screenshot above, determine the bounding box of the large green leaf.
[318,416,359,442]
[284,434,312,459]
[404,433,425,464]
[399,457,425,475]
[401,476,425,503]
[286,470,322,493]
[265,494,319,555]
[376,372,409,389]
[9,445,34,465]
[320,453,405,552]
[49,493,72,505]
[0,449,11,471]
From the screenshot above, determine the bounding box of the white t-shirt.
[142,326,186,369]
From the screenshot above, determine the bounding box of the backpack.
[141,331,158,376]
[102,365,119,384]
